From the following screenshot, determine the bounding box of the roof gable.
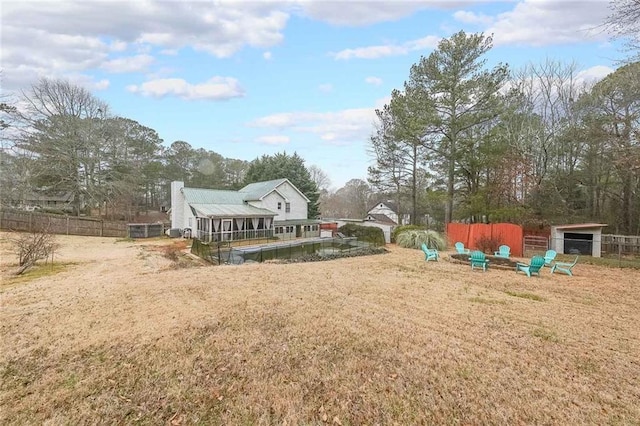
[240,178,310,202]
[369,200,398,213]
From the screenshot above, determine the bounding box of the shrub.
[475,234,502,253]
[10,227,58,275]
[396,229,446,250]
[391,225,424,243]
[338,223,385,246]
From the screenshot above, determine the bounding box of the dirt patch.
[1,233,640,424]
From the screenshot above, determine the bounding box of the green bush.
[396,229,446,250]
[338,223,385,246]
[391,225,425,243]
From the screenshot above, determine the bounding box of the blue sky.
[1,1,624,189]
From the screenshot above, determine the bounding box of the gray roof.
[240,178,288,201]
[366,213,397,225]
[190,203,276,218]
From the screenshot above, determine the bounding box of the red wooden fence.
[447,222,524,257]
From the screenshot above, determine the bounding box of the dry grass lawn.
[1,233,639,424]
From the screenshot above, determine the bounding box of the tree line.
[368,31,639,235]
[0,80,320,220]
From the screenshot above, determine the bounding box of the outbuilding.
[550,223,607,257]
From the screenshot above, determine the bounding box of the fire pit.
[449,253,520,270]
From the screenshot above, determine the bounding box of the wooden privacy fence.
[447,222,524,257]
[0,210,127,237]
[601,234,640,255]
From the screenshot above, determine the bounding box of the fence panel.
[601,234,640,256]
[0,210,127,237]
[447,223,524,257]
[523,235,549,256]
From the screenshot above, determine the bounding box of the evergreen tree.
[243,152,320,218]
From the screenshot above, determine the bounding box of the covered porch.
[190,204,277,243]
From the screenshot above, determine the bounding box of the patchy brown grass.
[1,233,639,424]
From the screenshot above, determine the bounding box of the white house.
[170,179,320,242]
[367,200,410,225]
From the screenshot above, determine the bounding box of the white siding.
[251,191,288,220]
[275,181,308,220]
[171,181,185,229]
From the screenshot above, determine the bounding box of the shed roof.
[552,223,608,230]
[366,213,397,225]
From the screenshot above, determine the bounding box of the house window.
[277,202,282,210]
[285,202,291,213]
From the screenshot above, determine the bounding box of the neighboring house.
[10,191,75,212]
[170,179,320,242]
[367,200,410,225]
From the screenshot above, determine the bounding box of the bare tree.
[10,227,58,275]
[605,0,640,63]
[308,164,331,192]
[17,78,111,215]
[21,78,108,121]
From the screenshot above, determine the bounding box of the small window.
[277,202,282,210]
[285,202,291,213]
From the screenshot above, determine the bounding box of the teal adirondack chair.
[515,255,546,277]
[543,250,557,267]
[551,256,579,276]
[455,242,471,254]
[470,250,489,271]
[421,243,439,262]
[494,245,511,258]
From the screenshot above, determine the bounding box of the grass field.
[1,233,639,424]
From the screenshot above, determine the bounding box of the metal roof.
[190,203,276,218]
[182,188,246,205]
[240,178,288,201]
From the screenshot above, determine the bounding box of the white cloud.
[255,135,290,145]
[318,83,333,93]
[365,76,383,86]
[263,51,273,60]
[486,0,611,47]
[453,10,494,26]
[576,65,614,84]
[101,54,155,73]
[0,1,290,90]
[299,1,469,26]
[127,77,245,100]
[247,101,387,145]
[333,35,440,60]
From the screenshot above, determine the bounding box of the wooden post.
[66,217,70,235]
